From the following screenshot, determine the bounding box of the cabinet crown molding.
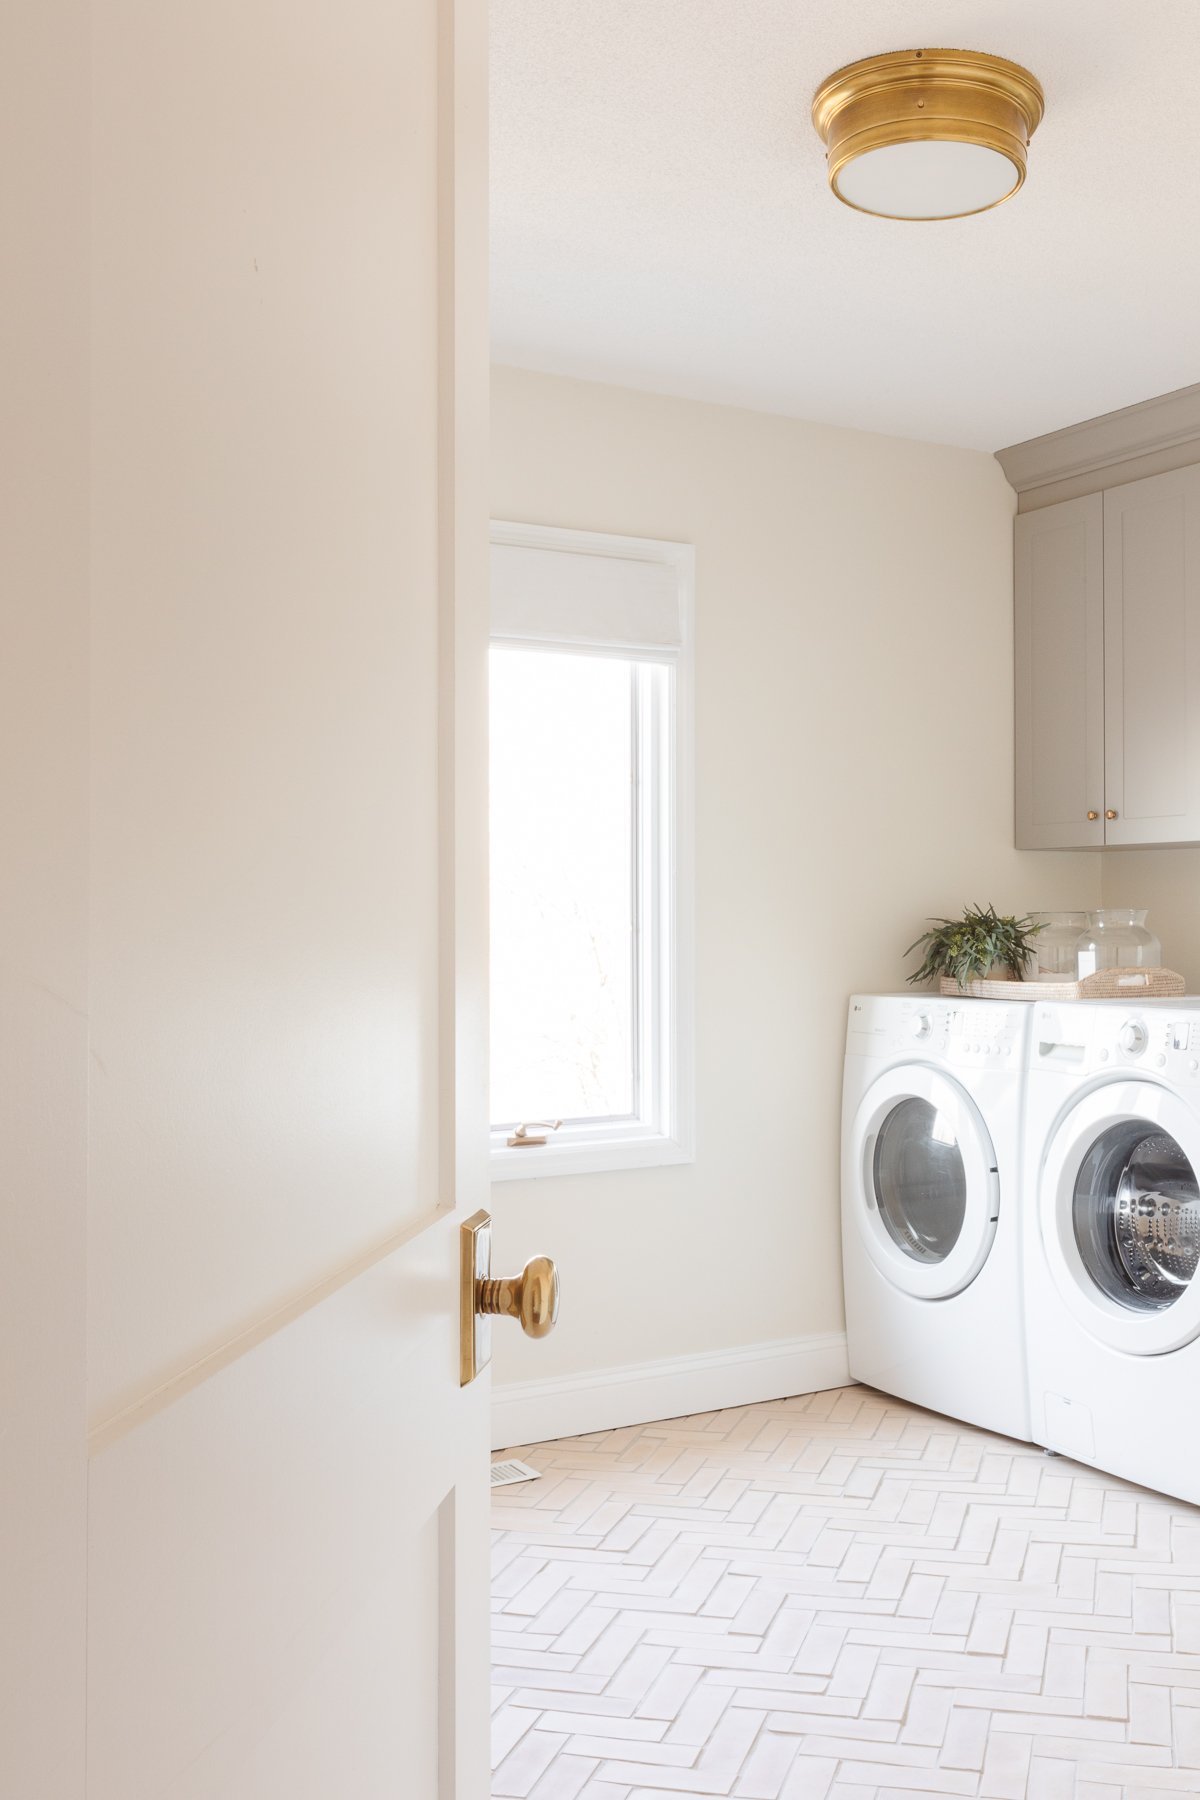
[996,382,1200,495]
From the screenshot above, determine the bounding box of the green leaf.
[903,905,1044,988]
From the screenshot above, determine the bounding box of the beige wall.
[489,365,1101,1394]
[1102,852,1200,986]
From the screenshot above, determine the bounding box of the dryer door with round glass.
[851,1064,1000,1299]
[1039,1080,1200,1355]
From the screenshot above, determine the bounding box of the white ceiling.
[490,1,1200,450]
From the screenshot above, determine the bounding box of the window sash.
[488,521,694,1180]
[488,657,671,1141]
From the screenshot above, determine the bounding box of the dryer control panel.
[942,1005,1021,1066]
[846,994,1027,1065]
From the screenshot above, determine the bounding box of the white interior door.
[81,0,491,1794]
[1,8,89,1793]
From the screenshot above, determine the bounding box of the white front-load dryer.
[1023,1000,1200,1504]
[841,993,1031,1440]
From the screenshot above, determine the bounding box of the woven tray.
[938,967,1186,1002]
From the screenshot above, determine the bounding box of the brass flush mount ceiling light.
[811,48,1044,221]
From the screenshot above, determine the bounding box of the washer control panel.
[1032,1003,1200,1078]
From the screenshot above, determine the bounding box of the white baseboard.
[491,1331,851,1451]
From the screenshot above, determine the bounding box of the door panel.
[88,1229,489,1799]
[1105,465,1200,845]
[1013,494,1104,849]
[86,0,490,1791]
[89,0,443,1422]
[0,4,88,1795]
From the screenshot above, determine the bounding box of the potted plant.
[905,903,1043,993]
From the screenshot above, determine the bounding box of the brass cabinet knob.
[1087,810,1099,820]
[1106,809,1118,820]
[479,1256,560,1339]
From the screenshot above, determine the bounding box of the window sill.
[489,1132,693,1183]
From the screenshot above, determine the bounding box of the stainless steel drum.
[1074,1124,1200,1311]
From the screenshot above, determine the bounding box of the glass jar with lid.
[1075,909,1162,978]
[1031,911,1090,980]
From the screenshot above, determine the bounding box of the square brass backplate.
[460,1209,492,1386]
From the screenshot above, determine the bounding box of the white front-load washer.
[1023,999,1200,1504]
[841,992,1032,1439]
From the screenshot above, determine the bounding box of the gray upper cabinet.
[1104,465,1200,846]
[1014,494,1105,849]
[1015,463,1200,849]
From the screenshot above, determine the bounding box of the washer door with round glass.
[851,1064,1000,1299]
[1040,1080,1200,1355]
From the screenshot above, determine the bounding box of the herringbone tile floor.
[491,1385,1200,1800]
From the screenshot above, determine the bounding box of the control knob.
[1119,1020,1148,1057]
[910,1012,932,1040]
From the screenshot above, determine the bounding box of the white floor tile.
[494,1387,1200,1800]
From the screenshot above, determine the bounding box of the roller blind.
[490,541,683,655]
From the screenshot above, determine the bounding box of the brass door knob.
[1106,809,1118,820]
[460,1211,560,1383]
[479,1257,560,1339]
[1087,810,1099,821]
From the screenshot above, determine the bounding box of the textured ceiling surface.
[491,1,1200,448]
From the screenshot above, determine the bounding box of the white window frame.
[489,519,695,1182]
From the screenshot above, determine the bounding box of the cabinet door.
[1105,465,1200,846]
[1014,494,1105,848]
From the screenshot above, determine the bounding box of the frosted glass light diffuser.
[833,140,1021,220]
[812,48,1044,223]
